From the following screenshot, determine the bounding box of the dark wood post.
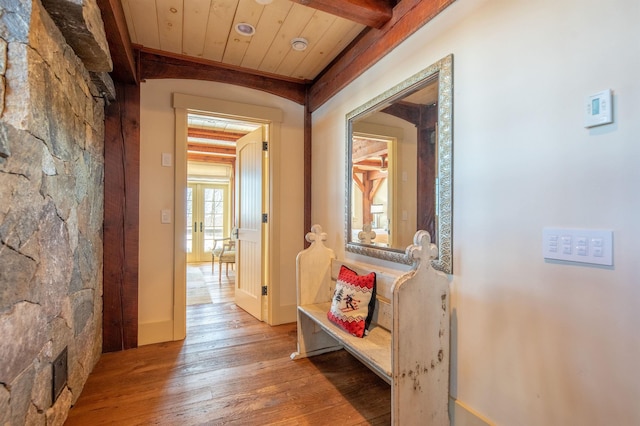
[103,82,140,352]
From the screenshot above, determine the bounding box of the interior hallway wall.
[311,0,640,424]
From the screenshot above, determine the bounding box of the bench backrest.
[330,259,398,332]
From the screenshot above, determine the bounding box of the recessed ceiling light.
[255,0,273,4]
[235,23,255,36]
[291,37,308,51]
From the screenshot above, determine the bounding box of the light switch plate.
[161,152,172,167]
[543,227,613,266]
[161,209,171,224]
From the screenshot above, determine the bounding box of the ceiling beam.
[308,0,456,112]
[187,154,236,165]
[188,128,246,142]
[138,48,309,105]
[289,0,395,28]
[96,0,137,84]
[382,101,420,125]
[352,139,388,162]
[187,144,236,157]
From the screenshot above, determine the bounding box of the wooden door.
[234,128,264,320]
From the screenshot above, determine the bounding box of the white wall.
[311,0,640,424]
[139,79,304,344]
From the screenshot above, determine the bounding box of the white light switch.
[161,209,171,224]
[543,228,613,266]
[162,152,172,167]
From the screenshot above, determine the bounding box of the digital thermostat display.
[585,89,613,128]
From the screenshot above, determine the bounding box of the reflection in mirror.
[346,55,452,273]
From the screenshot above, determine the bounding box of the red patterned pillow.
[327,265,377,338]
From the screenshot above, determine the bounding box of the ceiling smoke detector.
[291,37,308,51]
[235,23,256,36]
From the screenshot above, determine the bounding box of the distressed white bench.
[291,225,450,425]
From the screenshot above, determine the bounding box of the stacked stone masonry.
[0,0,109,424]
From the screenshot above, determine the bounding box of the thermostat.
[584,89,613,128]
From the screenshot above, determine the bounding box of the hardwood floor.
[66,263,391,425]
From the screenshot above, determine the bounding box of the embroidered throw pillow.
[327,265,376,338]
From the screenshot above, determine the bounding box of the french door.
[186,183,229,263]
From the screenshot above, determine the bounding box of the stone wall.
[0,1,106,424]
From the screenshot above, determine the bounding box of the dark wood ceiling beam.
[382,101,421,125]
[96,0,137,84]
[290,0,395,28]
[138,48,309,105]
[308,0,456,112]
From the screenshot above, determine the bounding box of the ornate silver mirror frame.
[345,54,453,273]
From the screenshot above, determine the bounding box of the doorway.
[173,96,285,340]
[184,115,265,323]
[184,115,263,302]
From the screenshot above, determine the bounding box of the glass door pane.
[186,186,194,255]
[203,187,225,254]
[187,183,230,262]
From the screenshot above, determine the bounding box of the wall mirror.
[345,54,452,273]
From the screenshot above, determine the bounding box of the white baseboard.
[138,320,174,346]
[449,398,494,426]
[269,303,297,325]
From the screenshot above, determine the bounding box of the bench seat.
[298,302,392,382]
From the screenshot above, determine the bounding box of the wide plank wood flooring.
[65,263,391,425]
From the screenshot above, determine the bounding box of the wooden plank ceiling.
[119,0,399,155]
[121,0,367,81]
[101,0,455,110]
[106,0,453,153]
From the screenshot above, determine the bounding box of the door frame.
[172,93,283,340]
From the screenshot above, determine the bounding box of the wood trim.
[308,0,457,111]
[304,97,312,248]
[103,82,140,352]
[96,0,137,84]
[173,93,285,123]
[138,49,309,106]
[289,0,394,28]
